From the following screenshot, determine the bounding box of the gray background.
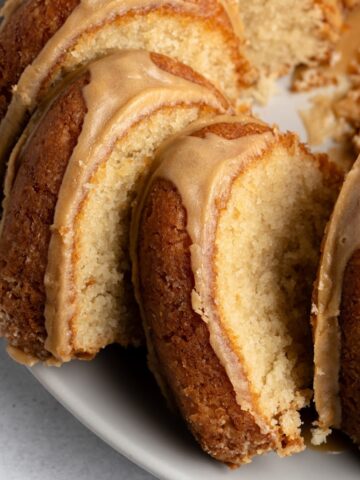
[0,339,155,480]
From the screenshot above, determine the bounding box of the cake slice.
[132,117,341,466]
[0,50,230,365]
[0,0,252,169]
[312,155,360,446]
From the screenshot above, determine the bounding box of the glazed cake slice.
[0,0,253,167]
[0,50,230,365]
[133,117,341,465]
[312,155,360,446]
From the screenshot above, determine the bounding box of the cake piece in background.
[292,3,360,92]
[0,50,230,366]
[238,0,343,80]
[333,50,360,153]
[132,116,342,466]
[295,5,360,171]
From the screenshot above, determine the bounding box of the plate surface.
[31,78,360,480]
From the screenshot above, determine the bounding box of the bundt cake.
[132,116,342,466]
[0,0,251,170]
[0,50,231,366]
[312,155,360,446]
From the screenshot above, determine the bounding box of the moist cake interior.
[53,105,216,354]
[215,142,339,440]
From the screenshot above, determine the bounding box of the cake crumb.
[311,426,332,445]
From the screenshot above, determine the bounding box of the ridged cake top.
[313,154,360,432]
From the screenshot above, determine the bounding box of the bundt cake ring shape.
[0,0,253,172]
[0,50,231,366]
[132,115,342,466]
[312,154,360,446]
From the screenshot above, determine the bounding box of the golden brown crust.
[149,52,230,111]
[136,177,274,466]
[0,0,80,120]
[338,249,360,444]
[0,72,88,360]
[191,121,272,139]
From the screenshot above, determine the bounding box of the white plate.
[31,78,360,480]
